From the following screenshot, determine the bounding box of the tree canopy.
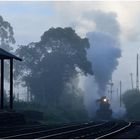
[122,89,140,120]
[15,27,93,111]
[0,15,16,82]
[0,15,15,51]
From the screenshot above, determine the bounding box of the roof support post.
[0,59,4,109]
[10,59,13,110]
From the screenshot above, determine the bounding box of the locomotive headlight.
[103,98,107,102]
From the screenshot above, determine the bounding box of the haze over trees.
[0,14,94,121]
[1,14,132,122]
[0,15,15,51]
[15,27,93,121]
[122,89,140,120]
[0,15,16,91]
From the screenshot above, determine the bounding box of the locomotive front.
[96,96,112,120]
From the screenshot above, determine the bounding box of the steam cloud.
[87,32,121,95]
[85,11,122,109]
[76,10,122,117]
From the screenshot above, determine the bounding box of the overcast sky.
[0,1,140,92]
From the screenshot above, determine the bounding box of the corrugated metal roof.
[0,48,22,61]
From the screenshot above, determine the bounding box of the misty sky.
[0,1,140,93]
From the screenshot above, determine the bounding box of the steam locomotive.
[95,96,112,120]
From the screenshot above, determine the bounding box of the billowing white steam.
[87,32,121,96]
[76,10,123,117]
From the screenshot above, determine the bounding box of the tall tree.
[0,15,15,83]
[15,27,93,106]
[0,15,15,51]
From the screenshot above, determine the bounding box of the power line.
[120,81,122,107]
[108,80,114,100]
[136,54,139,90]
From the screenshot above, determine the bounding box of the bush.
[122,89,140,120]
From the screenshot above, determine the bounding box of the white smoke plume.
[87,31,121,96]
[76,10,123,117]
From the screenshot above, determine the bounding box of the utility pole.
[117,88,119,97]
[117,88,119,103]
[136,54,139,90]
[17,93,19,102]
[108,80,114,100]
[107,89,110,98]
[130,73,134,89]
[120,81,122,107]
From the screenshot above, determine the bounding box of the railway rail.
[38,122,109,139]
[96,122,132,139]
[2,121,102,139]
[0,121,134,139]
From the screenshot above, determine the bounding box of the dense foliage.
[0,15,15,51]
[0,15,16,81]
[122,89,140,120]
[15,27,93,121]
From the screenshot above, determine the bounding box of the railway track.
[0,121,133,139]
[37,121,131,139]
[38,121,110,139]
[1,121,105,139]
[0,124,51,137]
[0,121,89,137]
[96,121,132,139]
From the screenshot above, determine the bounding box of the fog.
[0,2,140,122]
